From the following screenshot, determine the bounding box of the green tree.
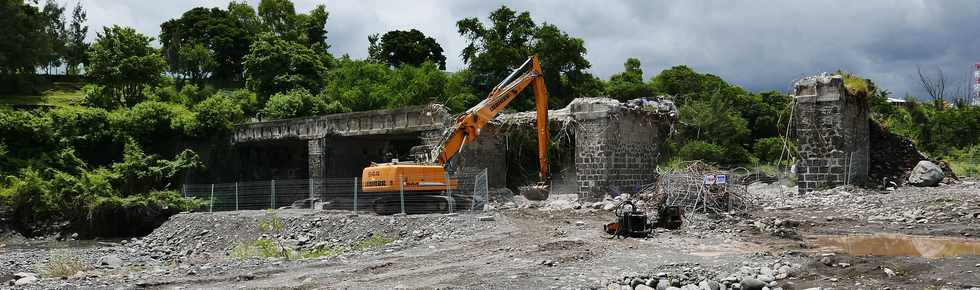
[255,0,329,50]
[606,58,653,101]
[160,7,252,84]
[40,0,67,74]
[243,36,328,101]
[228,1,264,36]
[216,88,261,117]
[176,43,217,85]
[193,95,244,135]
[0,0,51,92]
[64,1,88,75]
[321,57,392,111]
[300,5,329,50]
[368,29,447,70]
[456,5,593,110]
[384,62,477,111]
[87,25,168,107]
[258,0,295,37]
[677,93,752,164]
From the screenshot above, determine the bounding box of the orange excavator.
[362,55,551,214]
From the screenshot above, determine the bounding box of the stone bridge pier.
[791,75,870,193]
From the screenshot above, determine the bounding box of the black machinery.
[604,200,684,238]
[604,201,651,238]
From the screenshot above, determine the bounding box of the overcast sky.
[78,0,980,98]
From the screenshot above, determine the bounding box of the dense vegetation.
[1,0,977,236]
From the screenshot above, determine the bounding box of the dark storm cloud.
[80,0,980,97]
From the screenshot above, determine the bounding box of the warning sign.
[703,175,716,185]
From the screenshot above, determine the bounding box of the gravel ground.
[0,181,978,289]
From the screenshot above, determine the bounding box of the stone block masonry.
[484,98,675,201]
[792,75,869,193]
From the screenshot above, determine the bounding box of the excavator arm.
[434,55,550,182]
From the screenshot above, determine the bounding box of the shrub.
[230,239,288,259]
[946,145,980,177]
[110,101,198,143]
[261,89,348,120]
[677,141,725,164]
[43,250,86,278]
[193,95,244,135]
[217,89,261,117]
[83,84,115,109]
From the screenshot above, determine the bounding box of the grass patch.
[0,83,84,106]
[354,234,393,250]
[257,210,285,232]
[42,250,86,278]
[230,234,393,261]
[230,239,289,259]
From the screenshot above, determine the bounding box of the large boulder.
[908,160,944,187]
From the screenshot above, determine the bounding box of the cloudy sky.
[79,0,980,98]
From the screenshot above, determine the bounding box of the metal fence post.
[271,179,276,209]
[399,175,406,215]
[353,177,359,215]
[235,182,239,211]
[182,184,186,198]
[209,183,214,213]
[445,172,452,214]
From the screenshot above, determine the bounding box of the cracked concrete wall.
[792,75,870,193]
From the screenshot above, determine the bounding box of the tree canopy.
[160,7,252,84]
[86,25,168,107]
[457,5,597,110]
[606,58,654,101]
[368,29,447,70]
[243,36,329,101]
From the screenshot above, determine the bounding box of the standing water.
[810,234,980,259]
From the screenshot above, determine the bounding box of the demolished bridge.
[187,97,676,201]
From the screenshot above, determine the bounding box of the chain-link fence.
[182,169,489,215]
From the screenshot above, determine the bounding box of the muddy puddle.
[810,234,980,259]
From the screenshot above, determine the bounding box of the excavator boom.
[434,55,550,181]
[361,55,551,213]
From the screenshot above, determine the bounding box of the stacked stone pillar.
[792,75,869,193]
[571,100,662,201]
[307,138,327,199]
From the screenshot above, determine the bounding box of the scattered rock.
[908,161,944,187]
[657,279,670,290]
[740,278,766,290]
[636,284,655,290]
[13,276,37,286]
[883,267,896,277]
[98,255,123,268]
[478,215,495,222]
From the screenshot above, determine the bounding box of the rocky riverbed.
[0,181,978,289]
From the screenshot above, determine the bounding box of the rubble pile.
[750,217,803,240]
[867,121,926,188]
[131,210,496,262]
[755,183,980,226]
[605,260,806,290]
